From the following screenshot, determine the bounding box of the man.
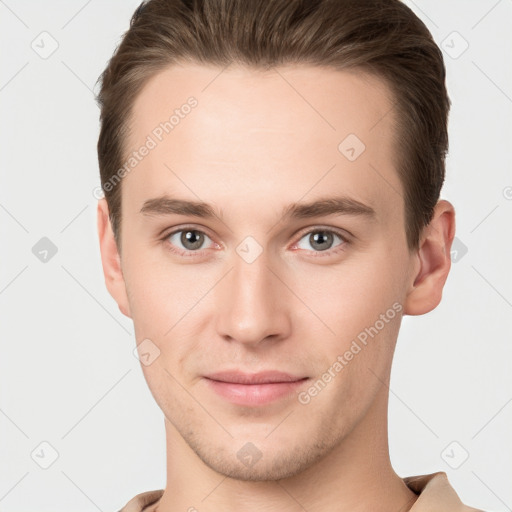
[95,0,483,510]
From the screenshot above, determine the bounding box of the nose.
[214,250,291,348]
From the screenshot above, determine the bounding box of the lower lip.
[204,378,308,406]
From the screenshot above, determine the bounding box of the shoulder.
[116,489,164,512]
[404,472,485,511]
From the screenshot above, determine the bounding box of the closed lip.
[204,370,308,385]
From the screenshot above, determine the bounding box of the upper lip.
[204,370,307,384]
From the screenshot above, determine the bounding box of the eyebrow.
[139,195,376,222]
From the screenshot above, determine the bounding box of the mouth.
[203,370,309,406]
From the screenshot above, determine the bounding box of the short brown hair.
[96,0,450,251]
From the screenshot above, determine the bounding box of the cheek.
[293,252,405,401]
[296,257,402,339]
[123,248,197,332]
[124,254,210,379]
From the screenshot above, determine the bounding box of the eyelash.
[160,225,350,258]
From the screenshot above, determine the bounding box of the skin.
[97,63,455,512]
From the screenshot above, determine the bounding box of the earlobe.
[403,200,456,316]
[97,199,132,318]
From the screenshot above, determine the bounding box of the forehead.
[128,63,396,147]
[123,63,402,225]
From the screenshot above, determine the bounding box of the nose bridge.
[215,245,288,344]
[233,249,272,304]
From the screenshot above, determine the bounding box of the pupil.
[182,230,203,250]
[311,231,332,251]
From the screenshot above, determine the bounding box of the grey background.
[0,1,511,511]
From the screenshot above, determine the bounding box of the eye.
[163,227,216,256]
[161,226,349,258]
[293,228,348,255]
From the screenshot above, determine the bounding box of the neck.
[155,385,418,512]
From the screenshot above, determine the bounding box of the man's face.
[111,64,418,480]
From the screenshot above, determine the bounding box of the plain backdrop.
[0,1,511,511]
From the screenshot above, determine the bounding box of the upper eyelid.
[163,225,216,243]
[291,227,349,251]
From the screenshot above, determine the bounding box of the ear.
[97,198,132,318]
[403,199,456,316]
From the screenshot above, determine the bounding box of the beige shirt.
[117,472,484,512]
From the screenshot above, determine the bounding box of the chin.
[190,433,336,482]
